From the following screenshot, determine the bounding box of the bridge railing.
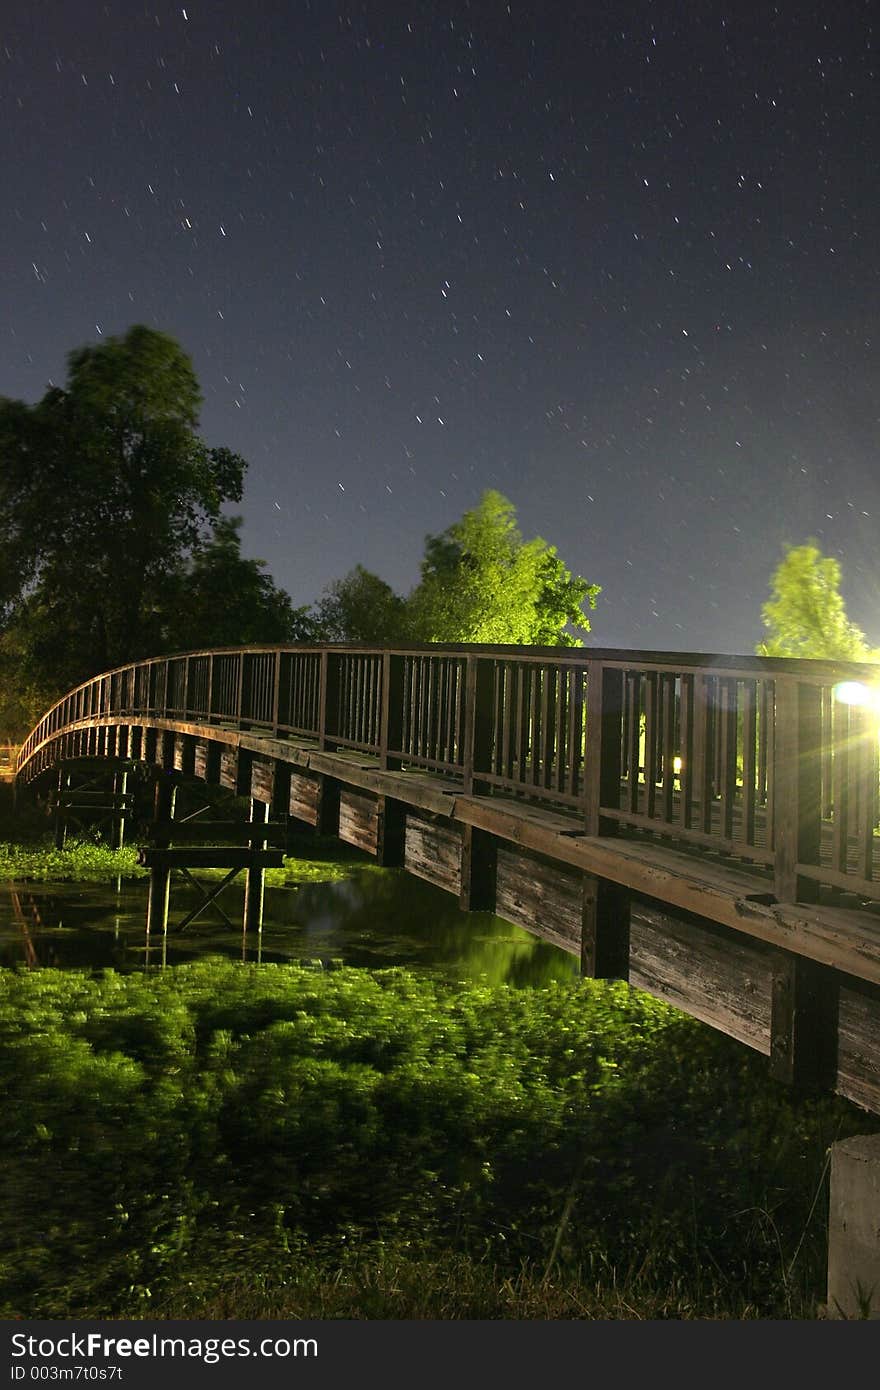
[16,643,880,907]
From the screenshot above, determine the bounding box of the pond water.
[0,856,579,988]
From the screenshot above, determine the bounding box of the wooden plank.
[193,739,210,781]
[584,663,623,837]
[719,677,737,841]
[138,847,285,869]
[290,771,320,825]
[459,825,497,913]
[581,874,630,980]
[773,678,822,904]
[660,673,676,824]
[831,700,849,874]
[679,671,694,830]
[495,846,581,955]
[339,789,379,855]
[250,757,275,805]
[626,672,641,815]
[314,774,341,835]
[629,902,771,1054]
[644,671,657,819]
[404,815,461,895]
[741,678,757,847]
[770,953,839,1091]
[376,794,406,867]
[837,982,880,1113]
[219,745,238,792]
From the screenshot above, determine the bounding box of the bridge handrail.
[16,642,880,908]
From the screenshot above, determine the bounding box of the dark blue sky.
[2,1,878,654]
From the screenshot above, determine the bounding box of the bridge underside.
[19,713,880,1117]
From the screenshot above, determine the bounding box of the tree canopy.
[164,516,315,652]
[756,542,877,661]
[314,565,409,645]
[313,491,599,648]
[0,326,299,733]
[406,490,599,645]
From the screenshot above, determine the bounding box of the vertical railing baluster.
[773,676,822,903]
[740,678,757,847]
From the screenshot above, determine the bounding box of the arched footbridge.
[15,642,880,1115]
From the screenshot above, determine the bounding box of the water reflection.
[0,867,578,988]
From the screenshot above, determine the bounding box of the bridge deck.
[173,719,880,991]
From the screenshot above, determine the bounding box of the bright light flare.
[833,681,880,710]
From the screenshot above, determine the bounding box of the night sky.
[2,1,879,656]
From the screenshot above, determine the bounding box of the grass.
[2,958,874,1320]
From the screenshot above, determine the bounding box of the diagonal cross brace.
[174,866,242,933]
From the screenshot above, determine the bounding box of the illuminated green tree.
[756,542,877,661]
[404,490,599,646]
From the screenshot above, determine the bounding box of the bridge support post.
[459,825,497,913]
[827,1134,880,1318]
[54,769,71,850]
[110,770,128,850]
[376,795,406,867]
[769,953,839,1091]
[773,679,822,905]
[580,874,630,980]
[243,799,269,941]
[315,775,341,836]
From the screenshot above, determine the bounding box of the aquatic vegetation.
[1,958,873,1319]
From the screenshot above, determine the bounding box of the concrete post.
[827,1133,880,1318]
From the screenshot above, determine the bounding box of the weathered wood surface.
[219,745,238,792]
[138,846,285,869]
[628,903,772,1053]
[404,814,462,896]
[289,771,321,825]
[495,846,581,954]
[837,984,880,1113]
[338,789,379,856]
[250,757,275,805]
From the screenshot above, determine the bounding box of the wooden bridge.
[15,641,880,1116]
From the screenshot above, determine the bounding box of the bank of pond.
[1,836,877,1320]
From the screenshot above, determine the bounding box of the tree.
[0,325,249,693]
[163,516,317,651]
[313,564,409,644]
[756,542,877,661]
[404,490,599,646]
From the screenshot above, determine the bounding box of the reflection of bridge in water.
[14,641,880,1117]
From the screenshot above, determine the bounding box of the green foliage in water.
[0,958,873,1319]
[0,838,146,882]
[0,835,367,886]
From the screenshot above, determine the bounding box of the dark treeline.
[0,326,599,737]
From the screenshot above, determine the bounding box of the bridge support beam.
[315,774,341,836]
[827,1134,880,1318]
[52,762,134,850]
[376,795,406,868]
[242,799,270,940]
[769,953,839,1091]
[459,825,497,913]
[580,874,630,980]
